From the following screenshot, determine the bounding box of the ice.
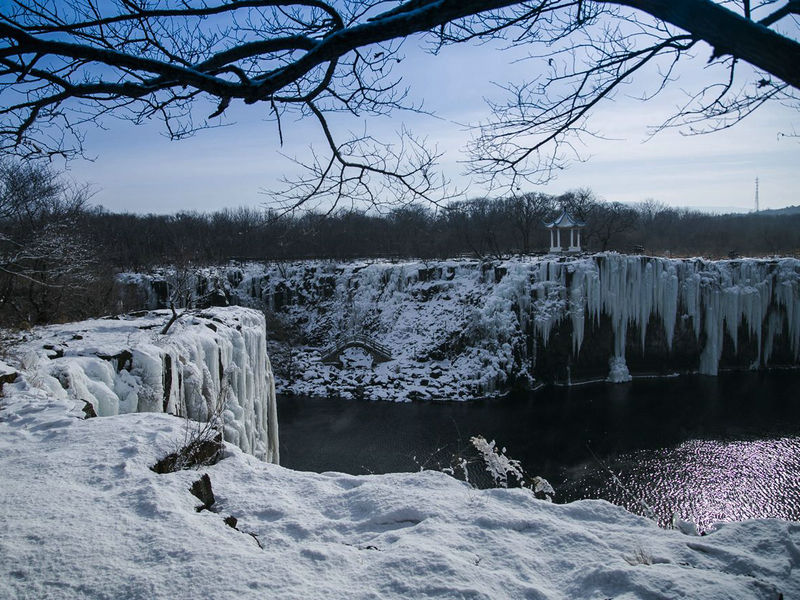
[9,307,278,463]
[607,356,632,383]
[527,254,800,379]
[124,254,800,397]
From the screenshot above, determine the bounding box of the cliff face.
[121,254,800,400]
[524,255,800,383]
[9,307,279,462]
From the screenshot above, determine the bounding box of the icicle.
[660,263,679,350]
[699,288,723,376]
[639,259,654,351]
[569,266,586,356]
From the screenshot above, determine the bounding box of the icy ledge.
[4,306,278,463]
[0,393,798,599]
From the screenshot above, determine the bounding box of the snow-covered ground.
[1,382,799,599]
[121,254,800,401]
[2,296,799,598]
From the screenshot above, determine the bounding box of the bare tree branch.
[0,0,797,209]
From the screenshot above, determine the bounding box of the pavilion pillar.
[556,228,561,249]
[577,229,581,250]
[570,228,574,248]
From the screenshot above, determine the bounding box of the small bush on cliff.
[152,428,224,474]
[152,379,228,473]
[443,435,554,501]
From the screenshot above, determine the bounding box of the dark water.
[277,371,800,531]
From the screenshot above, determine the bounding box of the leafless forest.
[1,160,798,328]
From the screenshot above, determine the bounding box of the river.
[277,371,800,531]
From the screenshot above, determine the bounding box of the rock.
[42,344,64,359]
[82,401,97,419]
[96,350,133,372]
[224,515,239,529]
[0,363,18,391]
[189,473,215,512]
[202,289,229,308]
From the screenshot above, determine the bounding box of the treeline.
[0,160,113,327]
[83,192,800,267]
[2,159,799,326]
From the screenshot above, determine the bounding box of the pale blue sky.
[64,32,799,215]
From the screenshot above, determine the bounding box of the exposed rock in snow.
[4,306,278,462]
[0,390,798,599]
[122,254,800,400]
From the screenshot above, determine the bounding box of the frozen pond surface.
[278,371,800,531]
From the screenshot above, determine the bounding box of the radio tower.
[755,177,760,212]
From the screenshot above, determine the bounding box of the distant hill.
[758,205,800,216]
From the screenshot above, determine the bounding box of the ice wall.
[527,254,800,377]
[15,307,279,462]
[122,254,800,397]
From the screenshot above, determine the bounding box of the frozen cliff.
[526,254,800,382]
[5,306,279,462]
[119,254,800,401]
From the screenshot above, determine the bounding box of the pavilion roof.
[543,209,586,229]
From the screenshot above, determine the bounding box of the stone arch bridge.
[321,335,393,367]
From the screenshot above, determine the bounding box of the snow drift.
[7,306,278,462]
[121,254,800,400]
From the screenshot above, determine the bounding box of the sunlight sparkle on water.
[570,436,800,532]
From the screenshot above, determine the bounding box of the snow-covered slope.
[0,390,798,599]
[4,306,278,462]
[121,254,800,401]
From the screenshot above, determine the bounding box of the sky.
[62,19,799,215]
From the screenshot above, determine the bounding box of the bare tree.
[1,0,798,208]
[0,159,86,225]
[633,198,670,224]
[558,187,598,222]
[446,197,509,259]
[591,201,639,250]
[0,160,98,325]
[504,192,555,254]
[62,191,800,263]
[557,188,639,250]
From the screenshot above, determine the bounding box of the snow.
[5,306,278,462]
[0,359,15,377]
[123,254,800,400]
[338,346,375,369]
[1,384,798,599]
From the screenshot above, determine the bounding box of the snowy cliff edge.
[5,306,278,463]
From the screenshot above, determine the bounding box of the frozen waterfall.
[530,254,800,378]
[120,254,800,398]
[15,307,279,463]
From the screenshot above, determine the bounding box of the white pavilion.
[544,209,586,253]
